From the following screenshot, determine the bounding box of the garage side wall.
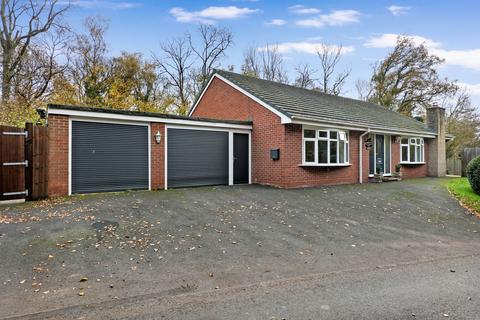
[191,77,285,186]
[48,114,69,196]
[151,122,165,190]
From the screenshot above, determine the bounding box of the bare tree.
[294,63,316,89]
[155,36,194,115]
[260,44,288,83]
[355,79,373,101]
[0,0,69,103]
[444,90,480,157]
[316,44,350,95]
[13,28,69,105]
[241,45,288,83]
[188,24,233,89]
[444,89,476,121]
[241,46,261,77]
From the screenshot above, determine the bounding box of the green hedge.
[466,156,480,195]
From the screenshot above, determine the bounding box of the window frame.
[400,137,425,164]
[302,127,350,166]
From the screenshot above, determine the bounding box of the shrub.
[466,156,480,194]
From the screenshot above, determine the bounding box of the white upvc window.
[302,127,349,165]
[400,137,424,164]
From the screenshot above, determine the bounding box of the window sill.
[299,163,351,167]
[399,162,426,165]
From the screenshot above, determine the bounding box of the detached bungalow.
[46,70,447,196]
[189,70,447,188]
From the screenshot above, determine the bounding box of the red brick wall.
[192,77,375,188]
[47,116,168,196]
[151,122,165,190]
[391,138,429,178]
[48,115,69,196]
[282,125,370,187]
[192,77,286,186]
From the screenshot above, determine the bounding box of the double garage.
[49,106,252,195]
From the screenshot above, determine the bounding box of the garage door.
[167,128,228,188]
[71,121,149,194]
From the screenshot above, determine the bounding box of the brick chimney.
[426,106,446,176]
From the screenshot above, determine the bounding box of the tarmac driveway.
[0,178,479,319]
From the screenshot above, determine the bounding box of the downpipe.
[359,129,370,184]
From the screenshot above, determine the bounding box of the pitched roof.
[207,70,435,135]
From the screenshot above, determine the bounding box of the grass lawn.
[447,177,480,215]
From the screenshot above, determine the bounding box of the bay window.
[303,128,349,165]
[400,137,424,163]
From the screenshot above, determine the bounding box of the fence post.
[25,122,33,200]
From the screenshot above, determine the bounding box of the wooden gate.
[0,125,28,200]
[0,123,48,202]
[25,123,48,200]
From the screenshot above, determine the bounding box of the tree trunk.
[2,56,11,103]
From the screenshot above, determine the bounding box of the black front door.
[233,133,249,184]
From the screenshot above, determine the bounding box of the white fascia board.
[296,119,366,131]
[370,129,435,138]
[166,124,251,134]
[48,108,252,130]
[291,117,436,138]
[211,74,292,124]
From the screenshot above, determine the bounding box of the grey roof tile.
[215,70,434,135]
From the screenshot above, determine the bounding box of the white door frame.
[368,134,392,177]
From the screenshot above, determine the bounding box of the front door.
[369,134,391,175]
[233,133,249,184]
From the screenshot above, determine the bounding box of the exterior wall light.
[155,131,162,144]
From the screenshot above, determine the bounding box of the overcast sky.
[64,0,480,106]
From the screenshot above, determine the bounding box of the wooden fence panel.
[446,157,462,176]
[462,147,480,176]
[0,125,27,200]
